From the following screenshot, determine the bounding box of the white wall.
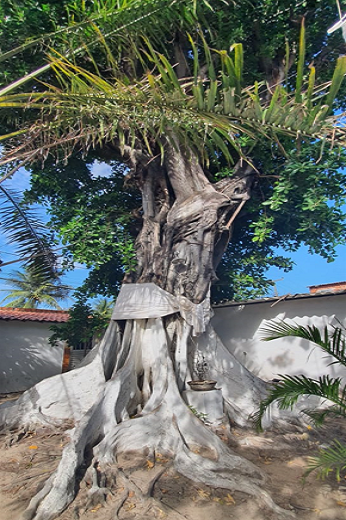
[212,293,346,381]
[2,294,345,392]
[0,321,64,393]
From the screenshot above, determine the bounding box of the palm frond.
[328,326,346,366]
[1,296,27,308]
[1,38,346,170]
[253,374,345,431]
[0,186,57,277]
[260,320,346,367]
[305,406,346,426]
[0,268,70,309]
[255,319,346,431]
[305,440,346,481]
[295,19,305,103]
[0,0,212,95]
[93,298,114,318]
[260,320,329,344]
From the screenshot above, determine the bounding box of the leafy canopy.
[1,0,346,301]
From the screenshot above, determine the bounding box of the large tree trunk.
[120,144,269,425]
[132,143,254,301]
[0,146,295,520]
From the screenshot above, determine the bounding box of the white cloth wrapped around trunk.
[112,283,212,336]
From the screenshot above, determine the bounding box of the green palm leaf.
[0,185,57,277]
[295,19,305,103]
[259,320,346,367]
[93,298,114,319]
[255,320,346,440]
[305,440,346,482]
[1,268,70,309]
[1,38,346,170]
[253,374,346,431]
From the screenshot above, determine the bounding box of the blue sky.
[0,162,118,307]
[0,169,86,307]
[266,245,346,297]
[0,167,345,306]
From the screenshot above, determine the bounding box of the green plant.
[305,439,346,482]
[254,319,346,480]
[50,296,113,347]
[0,186,58,277]
[188,406,208,423]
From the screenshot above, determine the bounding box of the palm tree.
[254,319,346,480]
[92,298,115,339]
[93,298,114,319]
[1,267,70,309]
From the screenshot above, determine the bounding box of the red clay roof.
[0,307,69,323]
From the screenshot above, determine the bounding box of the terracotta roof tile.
[0,307,69,323]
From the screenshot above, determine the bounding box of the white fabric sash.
[112,283,212,336]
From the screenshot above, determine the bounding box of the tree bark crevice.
[133,147,255,302]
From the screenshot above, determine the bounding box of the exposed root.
[112,487,128,519]
[0,317,299,520]
[83,463,114,511]
[4,427,28,447]
[113,465,188,520]
[146,465,171,496]
[0,321,121,433]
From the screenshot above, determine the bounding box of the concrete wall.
[212,293,346,381]
[0,321,64,393]
[2,293,346,392]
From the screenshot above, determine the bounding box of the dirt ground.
[1,394,346,520]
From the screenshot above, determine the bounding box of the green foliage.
[188,405,208,423]
[0,266,69,309]
[1,0,346,302]
[209,0,346,102]
[212,142,346,301]
[305,440,346,482]
[24,154,140,297]
[59,213,136,272]
[0,185,58,277]
[260,319,345,353]
[50,295,114,348]
[0,0,70,82]
[93,297,114,319]
[0,0,212,91]
[256,144,346,262]
[254,319,346,481]
[212,240,293,302]
[1,32,346,167]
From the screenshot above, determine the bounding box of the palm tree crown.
[1,268,70,309]
[93,298,114,319]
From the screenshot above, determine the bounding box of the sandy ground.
[1,395,346,520]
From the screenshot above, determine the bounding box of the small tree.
[50,297,114,347]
